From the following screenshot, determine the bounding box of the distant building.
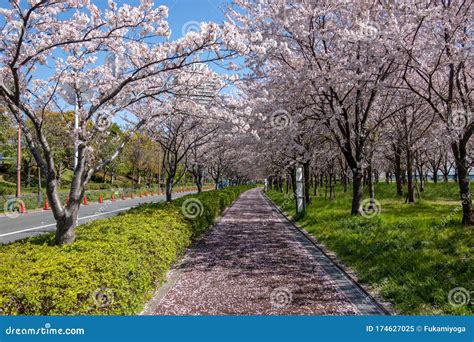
[189,63,220,106]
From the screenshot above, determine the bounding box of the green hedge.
[0,186,252,315]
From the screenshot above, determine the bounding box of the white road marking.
[0,207,131,238]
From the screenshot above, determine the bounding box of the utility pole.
[74,101,78,169]
[16,122,21,198]
[158,148,162,195]
[37,166,42,206]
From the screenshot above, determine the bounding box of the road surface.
[0,191,194,244]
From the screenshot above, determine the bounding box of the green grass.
[267,182,473,315]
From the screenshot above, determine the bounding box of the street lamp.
[60,81,93,170]
[16,122,21,198]
[37,165,42,206]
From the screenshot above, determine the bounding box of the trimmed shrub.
[0,186,252,315]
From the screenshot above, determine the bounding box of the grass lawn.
[267,182,473,315]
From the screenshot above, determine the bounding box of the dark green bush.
[0,186,252,315]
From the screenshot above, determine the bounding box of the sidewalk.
[146,188,384,315]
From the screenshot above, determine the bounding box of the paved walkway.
[149,188,384,315]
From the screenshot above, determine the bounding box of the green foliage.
[0,186,252,315]
[267,182,473,315]
[0,180,17,196]
[0,111,15,161]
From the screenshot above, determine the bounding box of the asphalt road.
[0,191,194,244]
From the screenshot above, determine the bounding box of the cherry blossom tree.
[395,0,473,224]
[0,0,238,244]
[228,0,410,214]
[227,0,472,223]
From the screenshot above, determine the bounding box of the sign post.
[295,165,306,217]
[16,122,21,198]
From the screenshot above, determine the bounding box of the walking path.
[147,188,385,315]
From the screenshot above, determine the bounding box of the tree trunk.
[329,171,335,199]
[406,147,415,203]
[303,162,311,204]
[416,155,424,192]
[194,165,203,193]
[26,164,31,188]
[313,174,318,196]
[367,163,376,209]
[443,172,449,182]
[432,167,438,183]
[55,206,79,245]
[324,173,328,200]
[196,176,203,193]
[351,168,364,215]
[214,172,220,190]
[441,155,451,182]
[394,145,403,196]
[343,173,348,192]
[452,141,473,226]
[166,175,174,202]
[291,167,297,200]
[57,164,62,188]
[54,178,83,245]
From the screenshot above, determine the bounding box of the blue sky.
[1,0,238,124]
[109,0,231,39]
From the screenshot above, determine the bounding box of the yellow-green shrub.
[0,186,252,315]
